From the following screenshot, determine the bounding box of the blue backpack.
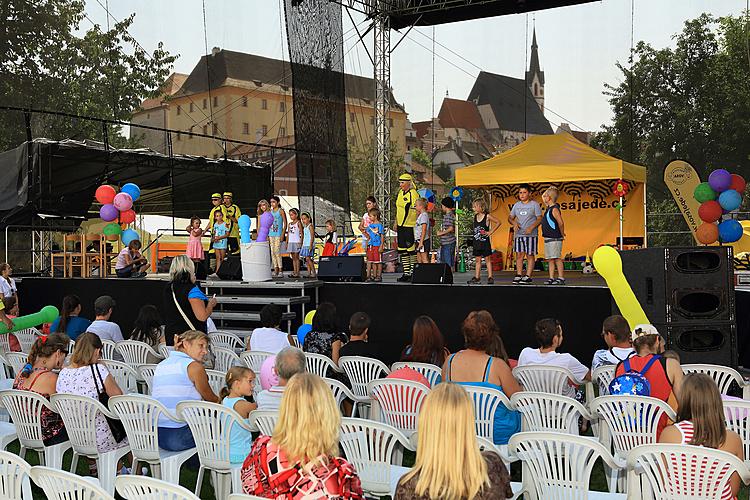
[608,355,661,396]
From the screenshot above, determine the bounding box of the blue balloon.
[121,183,141,202]
[238,214,252,244]
[121,228,140,245]
[718,189,742,212]
[718,219,743,243]
[297,323,312,347]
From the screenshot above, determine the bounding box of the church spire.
[526,27,545,114]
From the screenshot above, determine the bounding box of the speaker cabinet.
[216,255,243,280]
[317,256,366,282]
[412,263,454,284]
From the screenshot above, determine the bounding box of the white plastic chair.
[590,395,677,493]
[209,331,244,352]
[683,363,750,399]
[100,340,117,361]
[248,409,279,436]
[323,377,357,416]
[239,350,273,373]
[206,369,226,397]
[177,401,252,498]
[339,356,390,416]
[511,391,591,434]
[116,474,200,500]
[29,465,113,500]
[368,379,430,435]
[305,352,342,378]
[0,335,12,354]
[116,340,163,367]
[340,417,413,497]
[108,395,196,484]
[0,449,32,500]
[158,344,173,359]
[461,385,512,441]
[585,364,617,407]
[50,394,130,495]
[390,361,442,387]
[509,431,625,500]
[214,347,242,373]
[102,360,139,394]
[14,328,39,353]
[3,352,27,378]
[513,364,581,395]
[0,389,72,469]
[723,399,750,468]
[627,443,750,499]
[137,364,158,395]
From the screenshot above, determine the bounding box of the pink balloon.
[113,192,133,211]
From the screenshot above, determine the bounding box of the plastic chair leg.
[99,447,130,495]
[195,465,205,496]
[231,467,242,494]
[211,470,231,500]
[21,475,32,500]
[70,453,79,474]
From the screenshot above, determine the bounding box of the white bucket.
[240,242,272,282]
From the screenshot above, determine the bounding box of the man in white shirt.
[257,347,305,410]
[86,295,124,343]
[248,304,292,354]
[591,315,635,370]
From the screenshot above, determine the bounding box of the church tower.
[525,28,545,114]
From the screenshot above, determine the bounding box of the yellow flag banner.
[663,160,701,245]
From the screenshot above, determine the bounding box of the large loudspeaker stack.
[619,247,737,366]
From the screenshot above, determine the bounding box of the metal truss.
[373,7,392,227]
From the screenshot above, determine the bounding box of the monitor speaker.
[317,256,366,282]
[216,255,243,280]
[412,263,454,284]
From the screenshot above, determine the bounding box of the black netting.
[284,0,351,232]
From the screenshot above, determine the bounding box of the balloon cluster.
[694,169,746,245]
[95,183,141,245]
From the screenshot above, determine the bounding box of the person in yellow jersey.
[204,193,228,273]
[393,173,420,282]
[223,192,242,255]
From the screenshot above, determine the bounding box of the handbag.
[171,285,215,370]
[91,364,127,442]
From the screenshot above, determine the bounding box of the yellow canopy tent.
[455,132,647,257]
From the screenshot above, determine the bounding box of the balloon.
[730,174,747,194]
[119,209,136,224]
[592,246,650,330]
[696,222,719,244]
[257,211,273,242]
[95,185,116,204]
[99,204,119,222]
[693,182,716,203]
[698,201,722,223]
[296,324,312,347]
[121,228,139,245]
[708,169,732,193]
[718,189,742,212]
[120,183,141,202]
[304,309,316,325]
[0,305,59,334]
[259,355,279,390]
[113,192,133,211]
[719,219,743,243]
[238,214,252,244]
[102,223,122,236]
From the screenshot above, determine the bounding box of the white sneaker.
[207,273,220,279]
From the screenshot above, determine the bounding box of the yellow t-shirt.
[395,187,419,227]
[224,204,242,238]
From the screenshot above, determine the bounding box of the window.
[213,96,218,107]
[202,125,208,135]
[188,126,194,138]
[242,122,249,134]
[241,96,247,107]
[212,123,218,135]
[203,98,207,109]
[261,99,268,110]
[389,118,393,128]
[534,83,538,95]
[176,131,181,141]
[279,101,286,112]
[350,112,355,123]
[189,102,194,112]
[279,127,286,136]
[261,125,268,136]
[369,116,374,125]
[176,105,181,116]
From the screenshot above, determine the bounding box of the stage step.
[214,296,309,306]
[211,311,296,322]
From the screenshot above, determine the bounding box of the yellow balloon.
[304,309,316,325]
[592,246,650,330]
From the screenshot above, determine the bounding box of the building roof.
[438,98,484,130]
[468,71,552,135]
[412,121,431,141]
[436,138,493,166]
[138,73,188,111]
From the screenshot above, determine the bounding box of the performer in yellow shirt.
[223,192,242,255]
[393,173,420,282]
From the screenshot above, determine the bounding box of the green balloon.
[0,306,59,334]
[694,182,717,203]
[103,223,122,236]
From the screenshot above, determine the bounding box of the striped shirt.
[153,351,201,428]
[674,420,735,500]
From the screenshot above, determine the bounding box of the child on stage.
[286,208,303,279]
[210,210,230,278]
[437,197,456,269]
[300,212,317,279]
[186,216,205,266]
[508,184,542,284]
[414,198,431,264]
[541,186,566,285]
[321,219,337,257]
[365,208,384,282]
[468,198,499,285]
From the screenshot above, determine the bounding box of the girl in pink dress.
[186,216,205,263]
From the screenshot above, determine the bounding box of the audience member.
[162,256,217,346]
[340,312,379,358]
[130,304,165,348]
[86,295,124,343]
[517,318,590,398]
[614,324,683,438]
[0,263,18,313]
[0,297,12,330]
[240,373,363,497]
[303,302,347,367]
[13,333,70,445]
[591,315,634,370]
[248,304,291,354]
[400,316,449,367]
[257,347,306,410]
[219,366,257,464]
[50,295,91,341]
[660,373,744,498]
[395,383,513,499]
[442,311,521,445]
[153,330,218,451]
[2,297,21,351]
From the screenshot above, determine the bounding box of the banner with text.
[663,160,701,245]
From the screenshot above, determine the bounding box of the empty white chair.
[512,364,580,395]
[206,369,227,397]
[723,399,750,467]
[509,431,625,500]
[339,356,390,416]
[137,364,158,395]
[177,401,253,498]
[390,361,442,387]
[102,360,139,394]
[214,347,242,373]
[0,389,72,469]
[305,352,342,378]
[108,395,196,484]
[461,385,512,441]
[14,328,39,353]
[29,465,113,500]
[100,340,117,361]
[209,331,244,352]
[3,352,26,378]
[116,474,200,500]
[511,391,591,434]
[158,344,173,359]
[248,409,279,436]
[323,377,357,416]
[683,363,750,399]
[51,394,130,495]
[627,443,750,499]
[116,340,163,367]
[0,449,32,500]
[240,350,273,374]
[339,417,413,497]
[368,379,430,435]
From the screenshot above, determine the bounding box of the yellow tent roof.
[455,132,646,187]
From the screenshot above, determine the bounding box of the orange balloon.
[696,222,719,245]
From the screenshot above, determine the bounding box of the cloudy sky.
[84,0,744,132]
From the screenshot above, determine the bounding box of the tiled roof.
[438,98,483,130]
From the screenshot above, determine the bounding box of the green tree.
[411,147,431,168]
[348,141,404,223]
[0,0,177,150]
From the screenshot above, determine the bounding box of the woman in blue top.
[50,295,91,341]
[442,310,521,445]
[268,196,287,278]
[219,366,257,464]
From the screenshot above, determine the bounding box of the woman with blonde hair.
[240,373,363,498]
[162,255,217,345]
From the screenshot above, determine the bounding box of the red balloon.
[95,185,116,204]
[119,209,136,224]
[696,222,719,245]
[698,200,722,223]
[730,174,747,194]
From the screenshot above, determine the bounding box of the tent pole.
[643,182,648,248]
[619,195,623,250]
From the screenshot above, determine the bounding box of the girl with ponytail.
[13,332,70,445]
[220,366,256,464]
[50,295,91,340]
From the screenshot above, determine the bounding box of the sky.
[82,0,745,133]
